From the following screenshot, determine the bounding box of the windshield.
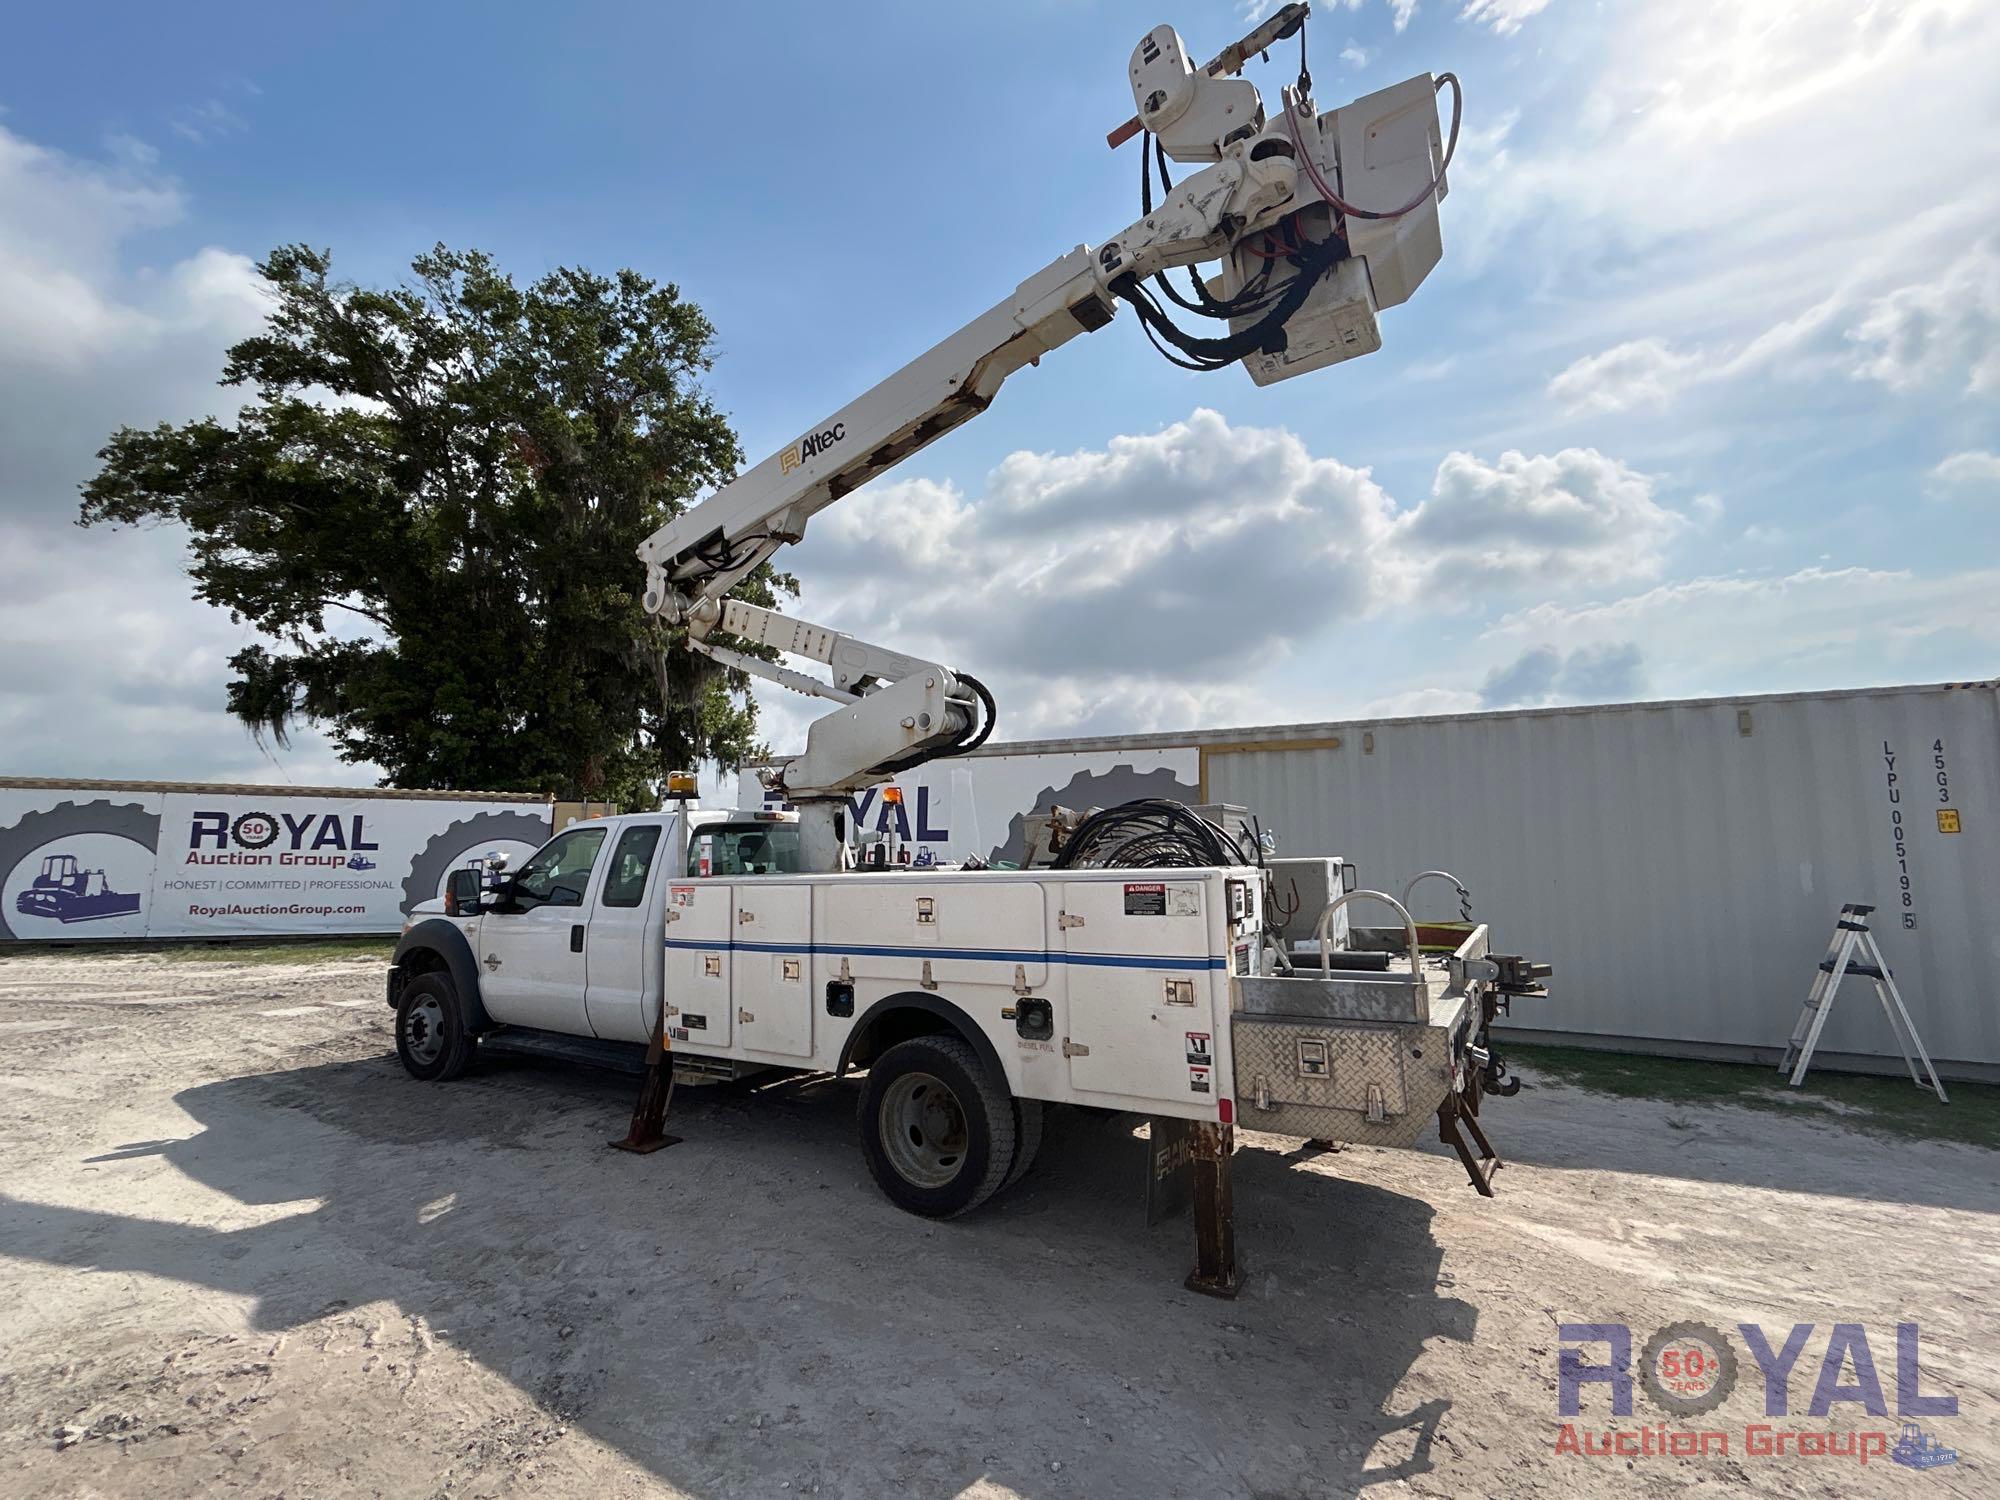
[688,822,803,877]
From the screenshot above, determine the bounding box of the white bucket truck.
[389,8,1547,1294]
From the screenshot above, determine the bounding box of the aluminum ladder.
[1780,903,1947,1102]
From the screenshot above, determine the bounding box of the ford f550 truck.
[390,797,1544,1285]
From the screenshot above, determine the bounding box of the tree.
[80,244,792,804]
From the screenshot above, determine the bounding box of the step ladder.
[1780,903,1947,1102]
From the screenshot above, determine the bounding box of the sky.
[1,0,1995,789]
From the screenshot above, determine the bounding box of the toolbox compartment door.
[1060,878,1221,1105]
[815,878,1048,989]
[732,882,813,1057]
[663,880,732,1047]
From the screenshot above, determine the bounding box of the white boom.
[639,7,1452,869]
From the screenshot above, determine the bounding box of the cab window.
[601,824,663,908]
[687,822,803,877]
[509,827,607,908]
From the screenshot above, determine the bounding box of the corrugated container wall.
[1201,684,1999,1074]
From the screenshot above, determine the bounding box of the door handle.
[570,924,585,953]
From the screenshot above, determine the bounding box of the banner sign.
[737,747,1201,865]
[0,787,551,942]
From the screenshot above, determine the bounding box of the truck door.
[663,878,732,1047]
[582,820,666,1044]
[477,825,608,1035]
[732,882,813,1057]
[1060,878,1219,1106]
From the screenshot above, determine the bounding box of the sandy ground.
[0,947,1995,1500]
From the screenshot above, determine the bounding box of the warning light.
[666,769,698,800]
[882,786,904,806]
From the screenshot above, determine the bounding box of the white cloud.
[0,120,356,785]
[745,412,1702,747]
[1390,0,1418,31]
[1473,0,1999,427]
[792,409,1405,691]
[1846,242,2000,397]
[1547,240,2000,417]
[1460,0,1551,37]
[1928,450,2000,493]
[1355,685,1483,719]
[1483,565,2000,687]
[1397,447,1686,585]
[1478,640,1646,707]
[1547,337,1706,415]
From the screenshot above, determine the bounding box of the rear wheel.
[395,973,474,1082]
[1005,1097,1044,1191]
[859,1035,1016,1219]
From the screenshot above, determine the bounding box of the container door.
[1060,878,1219,1106]
[733,882,813,1057]
[663,879,732,1047]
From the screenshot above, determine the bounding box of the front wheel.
[395,973,475,1081]
[859,1035,1016,1219]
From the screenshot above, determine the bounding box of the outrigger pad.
[609,1053,682,1154]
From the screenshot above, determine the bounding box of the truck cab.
[396,805,799,1045]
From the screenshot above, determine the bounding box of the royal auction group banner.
[0,783,551,942]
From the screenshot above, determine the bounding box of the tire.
[399,811,553,912]
[1004,1096,1044,1191]
[395,972,475,1082]
[859,1035,1016,1219]
[0,799,160,942]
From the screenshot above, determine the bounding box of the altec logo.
[185,810,382,868]
[778,421,845,474]
[1557,1321,1958,1468]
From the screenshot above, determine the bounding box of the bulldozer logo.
[15,850,143,925]
[0,799,160,941]
[778,420,844,474]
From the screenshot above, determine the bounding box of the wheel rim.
[879,1071,968,1189]
[404,995,446,1065]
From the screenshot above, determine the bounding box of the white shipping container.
[740,681,2000,1077]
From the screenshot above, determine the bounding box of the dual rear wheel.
[858,1034,1042,1218]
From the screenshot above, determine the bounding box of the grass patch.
[1511,1042,2000,1152]
[0,937,396,966]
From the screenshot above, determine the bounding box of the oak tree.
[81,244,790,804]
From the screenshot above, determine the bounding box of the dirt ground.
[1,946,1994,1499]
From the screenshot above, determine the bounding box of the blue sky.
[1,0,1995,783]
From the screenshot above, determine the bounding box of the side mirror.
[445,867,484,916]
[1341,860,1359,894]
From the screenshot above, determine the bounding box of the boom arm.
[639,10,1450,864]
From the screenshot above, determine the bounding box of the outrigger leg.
[1184,1121,1243,1298]
[610,1010,682,1154]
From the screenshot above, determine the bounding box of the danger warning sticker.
[1124,882,1167,916]
[1188,1065,1212,1094]
[1185,1031,1212,1065]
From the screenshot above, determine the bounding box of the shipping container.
[741,681,2000,1078]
